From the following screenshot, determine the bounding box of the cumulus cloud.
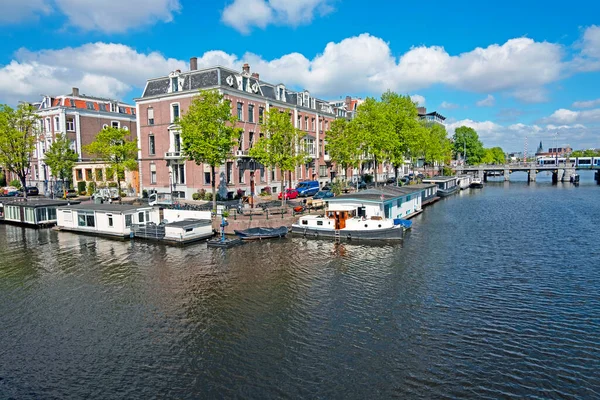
[572,98,600,108]
[540,108,600,124]
[222,0,334,34]
[0,0,52,24]
[0,0,181,33]
[476,94,495,107]
[0,43,186,104]
[440,101,459,109]
[410,94,425,106]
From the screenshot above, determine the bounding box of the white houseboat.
[291,186,426,241]
[456,175,472,190]
[0,198,79,227]
[422,176,459,197]
[56,203,155,238]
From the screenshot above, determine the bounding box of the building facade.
[135,61,337,200]
[31,88,137,195]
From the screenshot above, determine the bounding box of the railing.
[131,223,166,239]
[164,151,183,159]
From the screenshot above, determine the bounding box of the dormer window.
[243,77,248,92]
[276,85,286,102]
[303,91,310,108]
[171,77,179,92]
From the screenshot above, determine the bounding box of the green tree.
[250,108,308,205]
[179,90,241,211]
[83,127,138,195]
[44,133,78,196]
[324,118,361,182]
[0,103,40,193]
[421,123,452,173]
[453,126,484,165]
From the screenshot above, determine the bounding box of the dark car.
[386,177,397,184]
[357,181,367,190]
[65,189,78,198]
[19,186,39,196]
[321,183,332,191]
[313,190,334,199]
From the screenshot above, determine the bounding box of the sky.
[0,0,599,152]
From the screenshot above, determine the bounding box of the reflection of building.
[136,61,337,199]
[30,88,137,194]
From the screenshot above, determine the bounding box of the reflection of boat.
[234,226,288,240]
[470,177,484,188]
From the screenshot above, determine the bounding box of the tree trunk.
[280,170,285,207]
[19,173,27,199]
[373,158,378,187]
[394,165,399,186]
[211,165,217,213]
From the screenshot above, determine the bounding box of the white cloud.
[222,0,334,34]
[476,94,495,107]
[572,98,600,108]
[581,25,600,59]
[440,101,459,109]
[511,87,548,103]
[0,43,186,104]
[0,0,52,24]
[410,94,425,106]
[540,108,600,124]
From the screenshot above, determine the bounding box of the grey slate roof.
[330,186,424,203]
[57,203,151,213]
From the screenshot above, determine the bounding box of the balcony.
[165,151,184,160]
[235,149,251,157]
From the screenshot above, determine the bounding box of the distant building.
[535,141,544,155]
[30,88,138,195]
[417,107,446,125]
[328,96,364,120]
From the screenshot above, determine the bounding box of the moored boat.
[234,226,289,240]
[457,175,471,190]
[470,177,484,188]
[422,176,459,197]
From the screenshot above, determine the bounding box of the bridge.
[456,163,600,183]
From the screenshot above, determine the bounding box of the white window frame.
[111,121,120,129]
[54,116,60,131]
[171,102,180,123]
[147,107,154,125]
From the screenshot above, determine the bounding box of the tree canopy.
[481,147,506,164]
[570,149,600,157]
[249,107,307,205]
[179,89,241,211]
[325,118,361,178]
[0,103,40,190]
[83,127,137,194]
[44,133,78,182]
[452,126,484,165]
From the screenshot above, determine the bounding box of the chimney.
[345,95,351,106]
[251,72,260,80]
[72,87,79,96]
[190,57,198,71]
[242,63,250,74]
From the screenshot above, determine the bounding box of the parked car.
[278,188,299,200]
[321,182,332,191]
[357,181,367,190]
[19,186,39,196]
[386,177,397,184]
[65,189,78,198]
[313,190,334,199]
[296,180,320,197]
[2,186,20,197]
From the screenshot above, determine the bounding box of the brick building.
[31,88,138,194]
[135,60,337,199]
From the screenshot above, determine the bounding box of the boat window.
[108,215,113,227]
[139,212,145,223]
[185,228,193,232]
[364,224,368,228]
[317,221,323,226]
[48,208,57,221]
[36,207,48,222]
[78,211,95,227]
[125,215,132,227]
[302,220,308,225]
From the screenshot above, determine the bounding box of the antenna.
[524,136,528,165]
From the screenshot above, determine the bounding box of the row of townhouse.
[19,59,446,199]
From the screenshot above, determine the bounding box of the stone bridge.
[456,163,600,183]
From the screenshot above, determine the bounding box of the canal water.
[1,172,600,399]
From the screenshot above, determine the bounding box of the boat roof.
[329,185,424,203]
[422,176,457,182]
[57,203,151,213]
[165,219,212,228]
[1,198,79,208]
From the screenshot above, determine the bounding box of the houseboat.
[422,176,459,197]
[456,175,472,190]
[470,177,484,188]
[56,203,155,238]
[133,218,213,244]
[0,198,80,227]
[408,183,439,207]
[291,186,424,241]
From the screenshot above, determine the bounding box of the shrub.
[108,182,118,188]
[87,181,96,195]
[142,189,148,199]
[363,174,373,183]
[204,192,213,201]
[77,181,87,195]
[120,191,127,198]
[9,179,21,189]
[198,188,206,198]
[261,186,272,195]
[192,192,200,200]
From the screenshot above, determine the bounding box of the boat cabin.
[133,218,213,244]
[57,203,155,238]
[407,183,438,206]
[422,176,458,192]
[0,198,80,227]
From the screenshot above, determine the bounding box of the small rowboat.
[234,226,289,240]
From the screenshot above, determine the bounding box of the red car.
[278,188,299,200]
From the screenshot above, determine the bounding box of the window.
[317,220,323,226]
[204,172,211,184]
[258,107,264,123]
[173,133,181,152]
[54,117,60,131]
[86,102,95,110]
[99,104,108,112]
[149,135,155,155]
[25,208,35,223]
[171,77,178,92]
[125,215,132,227]
[249,132,254,149]
[95,169,103,181]
[312,118,315,131]
[305,117,309,130]
[248,104,254,122]
[278,87,284,100]
[138,212,145,223]
[237,102,243,120]
[48,208,56,221]
[118,106,125,114]
[85,169,93,180]
[150,170,156,184]
[36,208,48,222]
[243,77,248,92]
[145,211,150,222]
[111,121,120,129]
[226,162,233,184]
[70,99,76,107]
[78,212,95,228]
[108,215,113,227]
[45,118,51,132]
[172,104,180,122]
[76,169,83,180]
[123,126,129,131]
[319,165,327,177]
[271,169,276,181]
[173,163,185,184]
[148,107,154,125]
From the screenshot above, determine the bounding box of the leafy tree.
[571,149,600,157]
[83,127,138,195]
[324,118,361,182]
[44,133,78,196]
[179,90,241,211]
[481,147,505,164]
[250,108,308,205]
[0,103,40,193]
[453,126,484,165]
[421,123,452,173]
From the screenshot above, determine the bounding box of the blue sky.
[1,0,599,152]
